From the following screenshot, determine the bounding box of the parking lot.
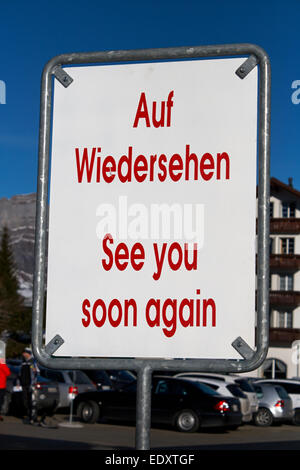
[3,365,300,455]
[1,414,300,451]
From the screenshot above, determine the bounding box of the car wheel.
[254,408,273,427]
[77,400,100,424]
[175,409,200,433]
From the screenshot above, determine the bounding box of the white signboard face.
[46,58,257,359]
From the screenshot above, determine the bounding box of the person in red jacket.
[0,358,10,420]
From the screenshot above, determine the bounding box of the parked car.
[252,383,294,426]
[175,374,252,423]
[3,361,59,418]
[255,379,300,425]
[74,376,243,432]
[38,367,96,409]
[82,370,136,391]
[175,372,258,416]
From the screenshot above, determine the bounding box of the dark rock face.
[0,193,37,305]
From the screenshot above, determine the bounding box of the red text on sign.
[145,289,216,338]
[133,91,174,128]
[153,242,198,281]
[81,298,137,328]
[75,145,230,184]
[81,289,216,338]
[101,234,145,271]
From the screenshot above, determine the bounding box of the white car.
[176,375,252,423]
[175,372,258,416]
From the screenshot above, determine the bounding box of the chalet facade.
[255,177,300,378]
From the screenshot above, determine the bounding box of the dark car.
[82,369,136,391]
[74,376,242,432]
[4,361,59,418]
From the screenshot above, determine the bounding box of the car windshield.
[88,371,112,386]
[275,386,290,399]
[235,379,255,393]
[253,384,264,399]
[227,384,246,398]
[190,381,221,396]
[73,370,93,384]
[106,370,136,383]
[40,368,65,383]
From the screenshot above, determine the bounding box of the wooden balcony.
[270,290,300,308]
[269,328,300,347]
[270,254,300,271]
[270,218,300,234]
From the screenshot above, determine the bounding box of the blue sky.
[0,0,299,198]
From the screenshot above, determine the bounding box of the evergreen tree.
[0,226,20,303]
[0,226,31,356]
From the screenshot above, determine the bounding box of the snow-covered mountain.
[0,193,37,305]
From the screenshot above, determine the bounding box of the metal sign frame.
[32,44,270,449]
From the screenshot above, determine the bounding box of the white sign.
[46,58,257,359]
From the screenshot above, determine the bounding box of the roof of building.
[270,177,300,199]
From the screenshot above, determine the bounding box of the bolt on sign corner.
[45,54,259,359]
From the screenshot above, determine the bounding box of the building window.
[278,311,293,329]
[280,237,295,254]
[271,310,293,328]
[282,202,296,218]
[269,237,274,254]
[279,274,293,291]
[270,202,274,218]
[263,358,287,379]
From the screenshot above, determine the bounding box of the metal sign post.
[32,44,270,450]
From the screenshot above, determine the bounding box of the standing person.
[0,357,10,421]
[20,347,39,424]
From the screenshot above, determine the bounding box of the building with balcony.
[256,177,300,378]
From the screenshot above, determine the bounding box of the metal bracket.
[45,334,65,355]
[235,54,258,79]
[232,336,255,360]
[53,66,73,88]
